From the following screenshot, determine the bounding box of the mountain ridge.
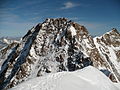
[0,18,119,89]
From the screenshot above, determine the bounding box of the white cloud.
[61,2,80,9]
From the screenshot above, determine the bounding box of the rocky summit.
[0,18,120,90]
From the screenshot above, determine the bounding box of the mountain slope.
[10,66,120,90]
[0,18,93,89]
[0,18,119,89]
[94,29,120,82]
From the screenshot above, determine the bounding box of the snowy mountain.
[0,37,20,47]
[94,29,120,82]
[0,18,120,90]
[0,38,9,49]
[10,66,120,90]
[0,38,20,69]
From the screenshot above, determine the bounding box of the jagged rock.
[0,18,93,89]
[0,18,119,90]
[94,28,120,82]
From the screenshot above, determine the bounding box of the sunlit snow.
[10,66,120,90]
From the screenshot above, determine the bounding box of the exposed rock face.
[0,41,19,67]
[0,18,119,89]
[0,18,92,89]
[94,28,120,82]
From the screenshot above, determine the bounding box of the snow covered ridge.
[0,18,120,89]
[9,66,120,90]
[0,41,19,69]
[93,28,120,82]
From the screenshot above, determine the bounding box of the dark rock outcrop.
[0,18,119,89]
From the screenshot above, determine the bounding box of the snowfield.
[10,66,120,90]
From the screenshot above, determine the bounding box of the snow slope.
[93,29,120,82]
[10,66,120,90]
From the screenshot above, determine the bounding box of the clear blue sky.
[0,0,120,37]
